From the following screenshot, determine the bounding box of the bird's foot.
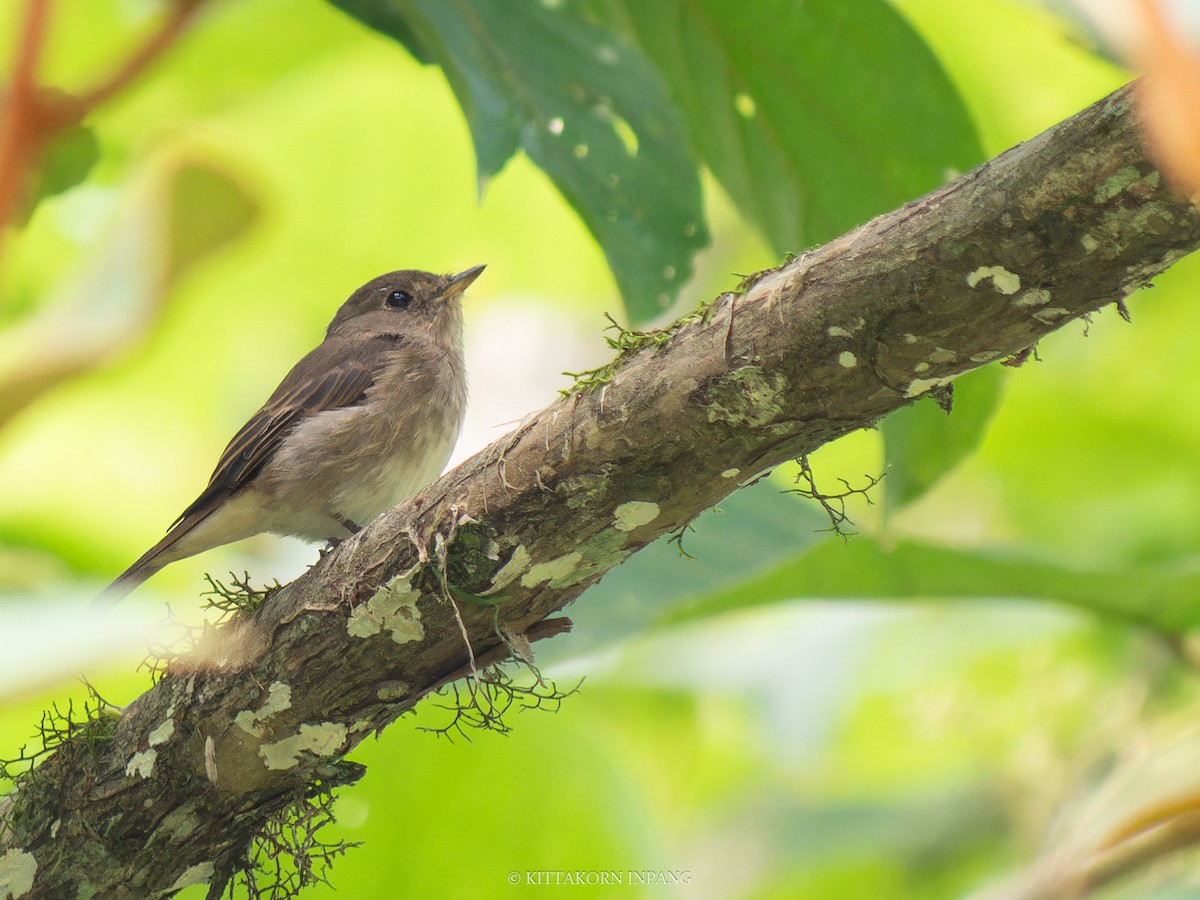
[335,514,361,535]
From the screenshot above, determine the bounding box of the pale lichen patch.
[126,749,157,780]
[169,862,215,892]
[970,350,1003,363]
[148,718,175,747]
[1093,165,1157,203]
[377,681,411,701]
[928,347,957,364]
[966,265,1021,295]
[204,736,217,785]
[613,500,660,532]
[158,805,202,843]
[827,325,852,338]
[235,681,293,738]
[704,366,789,430]
[1014,288,1052,307]
[837,351,858,368]
[260,722,349,770]
[555,529,639,591]
[347,575,423,644]
[0,849,38,898]
[520,552,583,589]
[1032,307,1071,325]
[905,377,952,398]
[721,468,740,479]
[481,545,531,596]
[902,333,919,344]
[1081,233,1100,252]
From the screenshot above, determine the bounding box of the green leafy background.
[5,0,1200,897]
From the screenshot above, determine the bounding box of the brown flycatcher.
[101,265,484,603]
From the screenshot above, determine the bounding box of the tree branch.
[4,81,1199,898]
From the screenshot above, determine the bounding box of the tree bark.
[4,81,1200,898]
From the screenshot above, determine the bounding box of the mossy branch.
[3,82,1200,898]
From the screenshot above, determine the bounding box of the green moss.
[561,255,803,397]
[201,572,282,617]
[562,295,724,396]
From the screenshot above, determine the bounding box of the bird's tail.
[94,508,215,607]
[96,556,163,606]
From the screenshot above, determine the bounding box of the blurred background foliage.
[4,0,1200,897]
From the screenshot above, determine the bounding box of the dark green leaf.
[165,160,259,282]
[543,478,831,662]
[19,121,100,224]
[328,1,431,62]
[332,0,710,324]
[595,0,984,252]
[0,159,258,427]
[669,537,1200,633]
[882,366,1006,514]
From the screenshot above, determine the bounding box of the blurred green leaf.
[670,537,1200,633]
[165,161,259,283]
[593,0,985,252]
[882,366,1006,514]
[0,157,257,427]
[31,121,100,213]
[763,785,1006,886]
[548,478,832,662]
[325,1,431,62]
[330,0,709,324]
[11,103,100,227]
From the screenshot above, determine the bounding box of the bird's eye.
[386,290,412,310]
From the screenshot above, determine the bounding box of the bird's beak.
[439,264,486,300]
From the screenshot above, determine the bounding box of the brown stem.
[71,0,206,113]
[0,0,54,234]
[0,0,208,246]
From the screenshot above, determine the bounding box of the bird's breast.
[255,347,467,539]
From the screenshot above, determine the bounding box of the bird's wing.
[98,337,399,605]
[173,336,395,525]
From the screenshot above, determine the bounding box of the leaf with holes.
[332,0,709,324]
[593,0,984,252]
[665,536,1200,633]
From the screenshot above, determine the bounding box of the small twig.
[667,517,698,560]
[446,592,478,679]
[787,453,882,539]
[422,663,582,742]
[72,0,206,112]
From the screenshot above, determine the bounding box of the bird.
[99,264,484,603]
